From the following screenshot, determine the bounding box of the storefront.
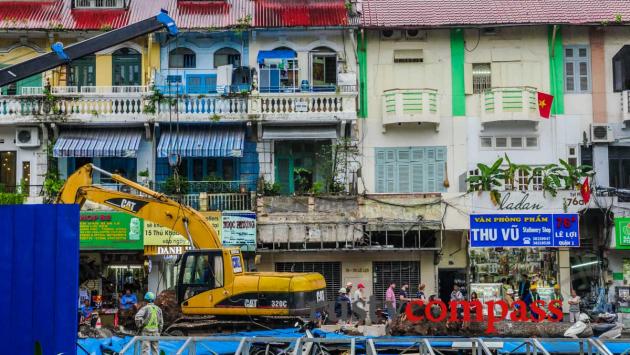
[469,191,587,311]
[610,216,630,326]
[79,211,146,324]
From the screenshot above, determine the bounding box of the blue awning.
[257,49,297,64]
[157,126,244,158]
[53,129,142,158]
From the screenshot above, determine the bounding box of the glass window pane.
[566,77,574,91]
[565,62,574,76]
[495,137,507,148]
[580,76,588,91]
[565,48,573,58]
[510,137,523,148]
[526,137,538,147]
[579,48,587,57]
[579,62,588,75]
[480,137,492,148]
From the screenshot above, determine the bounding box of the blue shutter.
[375,149,386,193]
[411,163,424,192]
[385,163,396,192]
[397,148,410,193]
[426,162,436,192]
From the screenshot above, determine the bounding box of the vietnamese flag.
[581,177,591,204]
[537,92,554,119]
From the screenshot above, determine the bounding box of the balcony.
[249,85,358,121]
[156,180,255,211]
[480,86,539,125]
[0,86,247,123]
[381,89,439,130]
[622,90,630,123]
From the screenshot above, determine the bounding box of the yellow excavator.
[58,164,326,334]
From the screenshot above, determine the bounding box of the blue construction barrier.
[0,205,80,355]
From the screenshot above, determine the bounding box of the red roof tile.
[0,0,348,30]
[360,0,630,27]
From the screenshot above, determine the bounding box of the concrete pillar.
[558,248,571,313]
[590,28,607,123]
[593,145,609,186]
[420,250,437,295]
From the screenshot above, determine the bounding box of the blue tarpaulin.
[0,205,80,355]
[256,49,297,64]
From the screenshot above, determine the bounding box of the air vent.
[405,29,427,41]
[591,124,614,143]
[380,30,402,41]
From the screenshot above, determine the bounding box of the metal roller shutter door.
[373,261,420,306]
[275,262,341,301]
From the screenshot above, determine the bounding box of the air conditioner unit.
[15,127,40,147]
[591,124,614,143]
[380,30,402,40]
[405,29,427,41]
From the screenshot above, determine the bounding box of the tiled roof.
[0,0,348,31]
[360,0,630,27]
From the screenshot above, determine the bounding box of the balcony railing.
[382,88,439,129]
[167,192,254,211]
[155,180,252,194]
[74,0,127,9]
[250,85,357,120]
[622,90,630,123]
[480,86,539,124]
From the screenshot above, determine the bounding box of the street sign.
[470,213,580,248]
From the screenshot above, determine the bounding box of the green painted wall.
[358,30,368,118]
[548,25,565,115]
[450,29,466,116]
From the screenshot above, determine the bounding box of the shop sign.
[614,217,630,250]
[143,211,222,246]
[472,191,588,214]
[222,211,256,251]
[144,245,192,256]
[470,213,580,248]
[80,212,144,250]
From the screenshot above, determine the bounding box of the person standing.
[568,289,581,323]
[352,283,367,324]
[385,282,397,320]
[346,282,353,296]
[135,292,163,355]
[416,284,427,301]
[518,274,532,314]
[450,285,464,319]
[399,283,411,313]
[120,288,138,310]
[335,287,351,323]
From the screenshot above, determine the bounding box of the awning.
[262,126,338,140]
[157,126,244,158]
[53,129,142,158]
[257,49,297,64]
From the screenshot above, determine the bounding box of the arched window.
[112,47,141,86]
[214,47,241,68]
[310,46,337,89]
[613,45,630,92]
[169,47,196,68]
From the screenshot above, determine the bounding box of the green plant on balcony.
[259,178,280,196]
[163,174,189,195]
[293,167,313,195]
[503,154,532,190]
[138,169,149,177]
[143,87,166,114]
[531,163,564,197]
[210,113,221,122]
[99,24,113,32]
[315,138,359,195]
[466,157,505,205]
[41,88,62,115]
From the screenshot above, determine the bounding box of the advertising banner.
[470,213,579,248]
[143,212,222,246]
[222,211,256,251]
[615,217,630,250]
[80,212,144,250]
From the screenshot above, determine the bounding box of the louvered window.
[565,46,590,92]
[275,262,341,301]
[373,261,420,307]
[375,146,446,193]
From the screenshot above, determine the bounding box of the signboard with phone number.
[470,213,579,248]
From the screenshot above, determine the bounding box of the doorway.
[112,48,141,86]
[438,268,467,302]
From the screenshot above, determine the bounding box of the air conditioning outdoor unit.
[15,127,40,147]
[591,124,614,143]
[405,29,427,41]
[380,30,402,40]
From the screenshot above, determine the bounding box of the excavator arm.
[56,164,220,249]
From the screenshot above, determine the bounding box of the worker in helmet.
[529,284,543,321]
[134,291,163,354]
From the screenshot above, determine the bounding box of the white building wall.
[0,126,45,193]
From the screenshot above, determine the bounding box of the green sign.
[615,217,630,249]
[80,212,144,250]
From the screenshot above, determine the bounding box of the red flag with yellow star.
[581,176,591,204]
[537,92,554,118]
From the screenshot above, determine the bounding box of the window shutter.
[398,163,410,192]
[426,162,436,192]
[375,149,386,192]
[411,147,424,162]
[411,163,424,192]
[385,163,396,192]
[426,147,436,161]
[436,147,446,161]
[436,161,445,192]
